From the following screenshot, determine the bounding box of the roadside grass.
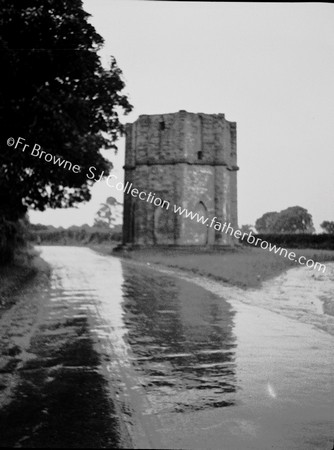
[110,246,334,289]
[0,247,50,312]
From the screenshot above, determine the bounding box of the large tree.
[320,221,334,234]
[272,206,314,234]
[256,206,314,234]
[255,211,279,233]
[0,0,132,221]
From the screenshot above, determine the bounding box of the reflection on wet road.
[121,266,237,413]
[0,246,333,449]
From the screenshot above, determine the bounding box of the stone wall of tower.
[122,111,238,246]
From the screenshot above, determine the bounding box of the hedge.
[28,228,122,245]
[241,233,334,250]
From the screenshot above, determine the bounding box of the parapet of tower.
[122,110,238,246]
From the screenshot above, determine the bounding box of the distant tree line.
[242,205,334,235]
[28,195,123,247]
[28,224,122,246]
[239,205,334,250]
[320,221,334,234]
[255,206,315,234]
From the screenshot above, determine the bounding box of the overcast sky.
[30,1,334,230]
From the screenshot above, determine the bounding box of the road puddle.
[0,246,332,449]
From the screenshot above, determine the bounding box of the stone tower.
[122,110,238,246]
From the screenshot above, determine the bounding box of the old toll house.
[122,111,238,246]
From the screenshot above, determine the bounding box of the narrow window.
[197,151,203,160]
[159,120,165,131]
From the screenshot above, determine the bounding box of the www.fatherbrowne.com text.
[8,136,326,273]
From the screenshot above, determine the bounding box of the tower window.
[197,151,203,160]
[159,120,165,131]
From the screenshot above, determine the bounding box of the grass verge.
[108,246,334,289]
[0,247,50,313]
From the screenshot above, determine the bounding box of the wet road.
[0,246,333,449]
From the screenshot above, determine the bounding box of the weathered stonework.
[122,111,238,246]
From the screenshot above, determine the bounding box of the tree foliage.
[255,206,315,234]
[320,221,334,234]
[94,196,123,229]
[0,0,132,221]
[272,206,314,234]
[240,224,255,234]
[255,212,279,233]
